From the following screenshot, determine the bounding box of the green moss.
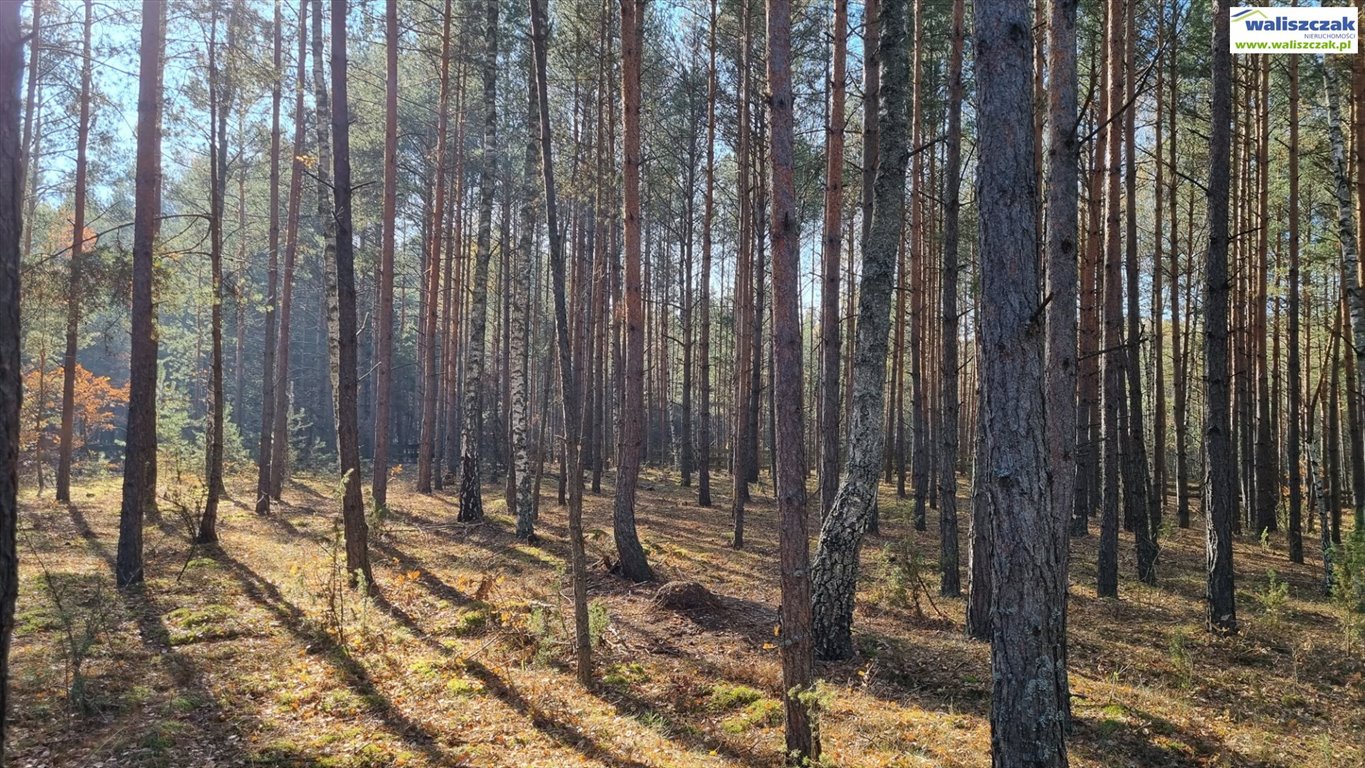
[720,698,782,733]
[708,682,765,711]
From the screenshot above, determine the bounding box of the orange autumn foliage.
[20,363,128,458]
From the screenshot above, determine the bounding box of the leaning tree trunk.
[330,0,372,587]
[613,0,654,582]
[55,0,92,505]
[1205,0,1237,635]
[0,4,23,761]
[117,0,165,589]
[459,0,498,523]
[529,0,593,683]
[809,0,908,661]
[975,0,1068,761]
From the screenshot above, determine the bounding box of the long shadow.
[208,548,455,765]
[594,684,768,768]
[1070,703,1271,768]
[63,503,252,763]
[462,659,656,768]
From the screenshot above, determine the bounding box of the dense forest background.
[2,0,1364,764]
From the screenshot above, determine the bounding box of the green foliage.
[880,537,927,615]
[33,566,122,715]
[1168,628,1194,688]
[708,682,765,711]
[720,698,782,733]
[588,599,610,647]
[1253,569,1291,627]
[1331,533,1365,649]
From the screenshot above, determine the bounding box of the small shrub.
[588,600,610,646]
[1253,569,1291,627]
[1168,628,1194,688]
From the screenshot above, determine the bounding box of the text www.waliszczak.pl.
[1233,39,1354,50]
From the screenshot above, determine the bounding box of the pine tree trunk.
[270,0,309,501]
[118,0,165,588]
[938,0,965,599]
[330,0,372,587]
[766,0,817,756]
[310,0,339,457]
[417,0,453,495]
[976,0,1068,758]
[614,0,654,581]
[1288,51,1304,564]
[1205,0,1238,634]
[200,0,238,546]
[1097,0,1124,599]
[255,0,282,516]
[819,0,847,520]
[697,0,717,508]
[55,0,92,504]
[372,0,399,509]
[809,0,908,661]
[529,0,593,683]
[0,5,24,760]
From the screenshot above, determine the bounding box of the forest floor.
[8,467,1365,767]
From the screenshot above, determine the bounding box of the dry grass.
[8,468,1364,767]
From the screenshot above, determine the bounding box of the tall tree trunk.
[1205,0,1237,634]
[330,0,373,587]
[1042,0,1079,721]
[1169,9,1188,528]
[1288,48,1304,564]
[55,0,92,504]
[417,0,453,494]
[310,0,339,457]
[255,0,283,515]
[1123,0,1156,584]
[270,0,309,501]
[118,0,166,588]
[819,0,847,520]
[809,0,908,661]
[1326,60,1365,542]
[697,0,716,508]
[0,4,23,760]
[459,0,499,523]
[938,0,965,598]
[1097,0,1123,598]
[614,0,654,581]
[976,0,1067,759]
[200,0,238,545]
[1253,57,1276,537]
[766,0,817,757]
[513,64,537,541]
[372,0,399,508]
[529,0,593,684]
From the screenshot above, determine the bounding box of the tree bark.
[417,0,453,495]
[809,0,908,661]
[614,0,654,581]
[270,0,308,501]
[1288,49,1303,564]
[529,0,594,684]
[819,0,847,520]
[372,0,399,509]
[766,0,817,757]
[118,0,165,588]
[459,0,499,523]
[255,0,283,516]
[1205,0,1237,634]
[938,0,965,598]
[513,64,536,541]
[55,0,93,504]
[976,0,1068,760]
[1097,0,1123,599]
[330,0,373,587]
[0,4,23,760]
